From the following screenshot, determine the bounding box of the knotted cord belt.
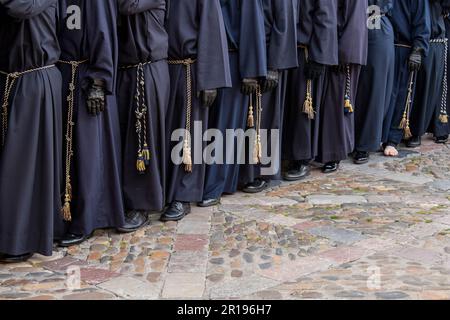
[120,61,153,174]
[246,84,263,164]
[344,64,354,114]
[430,38,449,124]
[167,58,195,172]
[0,65,55,148]
[298,44,315,120]
[57,59,88,221]
[399,70,415,140]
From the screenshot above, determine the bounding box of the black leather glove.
[304,61,325,80]
[241,78,259,95]
[199,89,218,107]
[261,69,279,93]
[333,64,347,74]
[409,48,423,72]
[86,79,106,116]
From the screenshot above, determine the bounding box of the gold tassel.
[253,135,262,164]
[439,114,449,124]
[142,143,151,165]
[62,191,72,222]
[404,123,412,139]
[247,95,255,128]
[136,152,146,173]
[344,97,354,113]
[183,140,192,173]
[399,113,408,130]
[303,80,315,120]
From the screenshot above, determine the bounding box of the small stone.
[261,255,272,261]
[243,253,254,263]
[259,263,272,270]
[146,272,161,283]
[207,274,224,282]
[231,270,243,278]
[335,291,366,298]
[229,249,240,258]
[276,248,283,256]
[210,258,225,265]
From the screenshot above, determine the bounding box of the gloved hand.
[199,89,218,107]
[409,47,423,72]
[261,69,279,93]
[241,78,259,95]
[304,60,325,80]
[86,79,106,116]
[333,64,347,74]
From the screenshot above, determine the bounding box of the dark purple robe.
[0,0,63,256]
[165,0,231,203]
[57,0,125,236]
[283,0,339,163]
[240,0,298,185]
[316,0,368,164]
[117,0,170,213]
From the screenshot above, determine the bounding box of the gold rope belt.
[298,45,315,119]
[120,61,153,174]
[246,85,263,164]
[0,64,56,148]
[57,59,88,222]
[167,58,195,172]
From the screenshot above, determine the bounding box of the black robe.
[117,0,170,213]
[202,0,267,200]
[355,0,395,153]
[383,0,431,145]
[239,0,298,185]
[57,0,125,236]
[411,0,448,138]
[0,0,62,256]
[283,0,339,162]
[316,0,368,164]
[165,0,231,203]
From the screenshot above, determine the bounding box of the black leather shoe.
[0,253,33,263]
[435,135,449,144]
[283,162,311,181]
[322,162,339,174]
[353,151,369,165]
[117,210,150,233]
[406,136,421,148]
[242,178,269,194]
[59,233,89,248]
[161,202,191,222]
[198,198,220,208]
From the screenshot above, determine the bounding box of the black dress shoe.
[322,162,339,174]
[435,135,449,144]
[59,233,89,248]
[283,162,311,181]
[117,210,150,233]
[242,178,270,194]
[406,136,421,148]
[198,198,221,208]
[0,253,33,263]
[160,202,191,222]
[353,151,369,165]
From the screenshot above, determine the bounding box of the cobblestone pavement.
[1,136,450,300]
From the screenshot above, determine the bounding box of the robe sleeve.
[118,0,164,15]
[84,0,118,95]
[239,0,267,79]
[196,0,232,91]
[266,0,298,71]
[0,0,56,19]
[411,0,431,54]
[338,0,368,65]
[309,0,339,65]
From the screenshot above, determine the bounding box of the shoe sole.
[116,217,151,234]
[242,186,269,194]
[283,172,311,182]
[353,159,369,165]
[160,208,191,222]
[198,200,220,208]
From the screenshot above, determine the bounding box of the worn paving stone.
[306,195,367,206]
[168,251,208,273]
[98,276,161,299]
[162,273,205,298]
[208,275,280,299]
[308,226,366,245]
